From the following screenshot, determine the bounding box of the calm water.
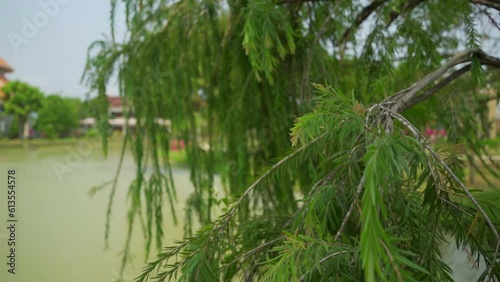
[0,140,201,282]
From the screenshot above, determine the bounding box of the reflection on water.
[0,142,199,282]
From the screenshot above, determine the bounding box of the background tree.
[35,95,81,138]
[84,0,500,281]
[6,115,19,139]
[2,80,44,139]
[65,97,85,119]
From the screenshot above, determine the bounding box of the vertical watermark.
[7,0,72,53]
[5,169,17,275]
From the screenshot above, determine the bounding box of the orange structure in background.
[0,57,14,100]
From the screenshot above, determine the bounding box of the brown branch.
[318,250,350,264]
[398,64,471,112]
[298,250,351,281]
[477,6,500,31]
[334,175,365,241]
[341,0,389,43]
[470,0,500,11]
[222,236,286,270]
[385,48,500,113]
[379,239,403,282]
[401,55,500,112]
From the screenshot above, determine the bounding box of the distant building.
[0,57,13,99]
[0,57,14,137]
[80,95,170,137]
[107,96,124,118]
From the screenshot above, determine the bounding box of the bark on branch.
[341,0,388,43]
[341,0,499,46]
[383,48,500,113]
[398,65,471,112]
[470,0,500,10]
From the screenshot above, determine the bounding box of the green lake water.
[0,140,199,282]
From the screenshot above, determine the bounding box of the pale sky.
[0,1,498,100]
[0,0,126,99]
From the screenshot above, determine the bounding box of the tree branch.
[334,175,365,241]
[476,5,500,31]
[384,48,500,113]
[341,0,389,43]
[379,239,403,282]
[386,0,425,28]
[398,64,471,112]
[222,236,286,270]
[367,104,500,279]
[341,0,500,46]
[470,0,500,11]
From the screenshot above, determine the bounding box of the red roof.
[107,96,122,108]
[0,76,8,100]
[0,57,13,73]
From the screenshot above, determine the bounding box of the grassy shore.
[0,137,96,148]
[0,137,189,166]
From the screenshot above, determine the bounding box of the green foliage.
[243,0,296,83]
[65,97,85,119]
[2,80,44,117]
[7,115,19,139]
[133,87,500,281]
[2,80,44,138]
[84,128,100,139]
[35,95,81,138]
[82,0,500,281]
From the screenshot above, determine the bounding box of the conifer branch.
[87,3,500,281]
[105,136,129,248]
[372,105,500,279]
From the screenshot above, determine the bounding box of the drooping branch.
[367,105,500,280]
